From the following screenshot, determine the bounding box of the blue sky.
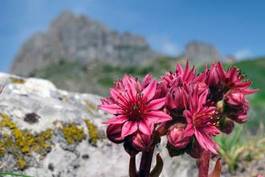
[1,0,265,72]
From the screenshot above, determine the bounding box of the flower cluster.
[99,61,256,177]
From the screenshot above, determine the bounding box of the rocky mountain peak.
[11,11,158,76]
[184,41,220,64]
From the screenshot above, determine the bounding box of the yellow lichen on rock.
[0,113,53,169]
[84,119,99,145]
[17,157,27,170]
[9,77,26,84]
[62,123,85,144]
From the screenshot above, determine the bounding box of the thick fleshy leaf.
[145,111,171,124]
[150,154,164,177]
[104,115,128,125]
[146,97,166,110]
[99,104,122,114]
[142,80,157,102]
[209,158,222,177]
[121,121,138,138]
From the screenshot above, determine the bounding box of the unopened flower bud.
[224,91,249,123]
[166,82,187,110]
[167,123,190,149]
[219,118,235,134]
[106,124,124,143]
[131,132,152,151]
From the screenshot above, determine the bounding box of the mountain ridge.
[11,11,160,76]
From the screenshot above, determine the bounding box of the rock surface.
[0,73,198,177]
[11,11,159,76]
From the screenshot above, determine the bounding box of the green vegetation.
[215,126,265,172]
[30,57,176,96]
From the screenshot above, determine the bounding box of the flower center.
[125,92,146,122]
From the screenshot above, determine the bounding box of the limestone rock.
[184,41,220,64]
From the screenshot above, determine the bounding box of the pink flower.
[161,61,196,89]
[131,132,152,151]
[224,90,249,123]
[166,81,188,110]
[206,62,226,87]
[183,87,220,154]
[167,123,190,149]
[99,75,171,141]
[205,63,256,102]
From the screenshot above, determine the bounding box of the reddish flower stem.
[198,151,211,177]
[139,147,155,177]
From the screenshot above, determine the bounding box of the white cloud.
[148,36,180,56]
[160,40,179,56]
[234,49,253,60]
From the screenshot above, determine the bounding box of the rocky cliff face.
[184,41,220,64]
[11,11,159,76]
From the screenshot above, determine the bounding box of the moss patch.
[84,119,99,145]
[61,123,85,144]
[9,77,26,84]
[0,113,53,170]
[0,113,100,170]
[17,157,27,170]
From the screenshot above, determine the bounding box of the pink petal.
[194,130,219,154]
[110,88,127,106]
[204,126,221,136]
[99,104,122,114]
[104,115,128,125]
[145,111,171,124]
[242,88,258,95]
[138,120,153,135]
[146,97,166,110]
[183,110,192,124]
[121,121,138,138]
[142,74,153,87]
[184,124,194,137]
[142,80,157,102]
[123,76,137,101]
